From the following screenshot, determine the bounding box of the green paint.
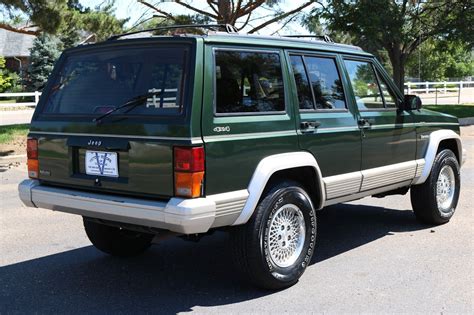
[28,34,461,199]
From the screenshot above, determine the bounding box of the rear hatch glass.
[41,45,188,117]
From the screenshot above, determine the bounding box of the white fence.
[405,81,474,105]
[0,91,42,108]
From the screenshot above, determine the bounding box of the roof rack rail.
[108,24,238,40]
[282,35,334,43]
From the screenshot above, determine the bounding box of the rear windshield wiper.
[92,91,163,125]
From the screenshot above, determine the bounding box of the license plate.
[85,151,118,177]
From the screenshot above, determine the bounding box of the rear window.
[41,46,189,116]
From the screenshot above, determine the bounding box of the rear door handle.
[358,118,374,129]
[300,120,321,133]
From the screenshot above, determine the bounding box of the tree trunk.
[387,47,406,93]
[217,0,233,24]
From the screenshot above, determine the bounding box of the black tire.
[83,218,154,257]
[230,181,317,290]
[410,149,460,225]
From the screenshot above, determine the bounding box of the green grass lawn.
[424,104,474,118]
[0,124,30,144]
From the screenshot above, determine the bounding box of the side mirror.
[402,95,422,111]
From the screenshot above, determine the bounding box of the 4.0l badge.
[213,126,230,133]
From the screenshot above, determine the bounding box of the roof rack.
[108,24,238,40]
[282,35,334,43]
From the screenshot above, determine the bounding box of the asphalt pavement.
[1,127,473,314]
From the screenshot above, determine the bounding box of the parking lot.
[1,127,473,313]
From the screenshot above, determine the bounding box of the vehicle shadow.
[1,203,428,313]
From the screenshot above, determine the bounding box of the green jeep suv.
[19,26,466,289]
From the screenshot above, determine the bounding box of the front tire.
[83,218,154,257]
[230,181,317,290]
[410,149,460,225]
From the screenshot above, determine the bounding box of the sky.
[79,0,317,35]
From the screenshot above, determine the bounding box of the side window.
[344,60,384,110]
[289,55,315,110]
[304,56,346,110]
[215,50,285,114]
[375,71,397,108]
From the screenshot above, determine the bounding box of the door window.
[304,56,346,110]
[289,55,315,110]
[290,54,346,110]
[344,60,384,110]
[215,50,285,114]
[376,71,397,108]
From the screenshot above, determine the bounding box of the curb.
[459,117,474,126]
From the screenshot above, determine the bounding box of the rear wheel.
[410,149,460,224]
[83,218,154,257]
[230,181,317,290]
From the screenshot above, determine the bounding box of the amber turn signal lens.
[174,171,204,198]
[27,159,39,179]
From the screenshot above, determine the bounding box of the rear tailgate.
[31,127,199,198]
[29,38,202,199]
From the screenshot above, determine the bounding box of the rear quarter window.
[214,50,285,115]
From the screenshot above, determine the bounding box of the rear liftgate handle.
[300,120,321,133]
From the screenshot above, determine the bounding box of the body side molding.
[232,152,325,226]
[412,129,463,185]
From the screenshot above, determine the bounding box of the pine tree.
[27,34,62,90]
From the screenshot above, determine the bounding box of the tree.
[304,16,394,75]
[138,0,317,33]
[406,39,473,81]
[1,0,126,43]
[57,2,127,48]
[306,0,474,90]
[27,33,62,90]
[0,0,66,34]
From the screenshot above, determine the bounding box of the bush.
[0,56,12,92]
[0,57,26,93]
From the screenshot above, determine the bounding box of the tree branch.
[175,0,218,20]
[231,0,244,24]
[248,0,317,34]
[206,0,220,16]
[0,22,40,35]
[239,0,266,18]
[271,15,299,35]
[138,1,176,21]
[236,11,252,31]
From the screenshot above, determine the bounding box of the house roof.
[0,28,36,58]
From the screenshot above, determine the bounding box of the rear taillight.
[27,138,39,178]
[174,146,205,198]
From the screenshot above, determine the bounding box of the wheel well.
[263,166,322,209]
[437,139,460,163]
